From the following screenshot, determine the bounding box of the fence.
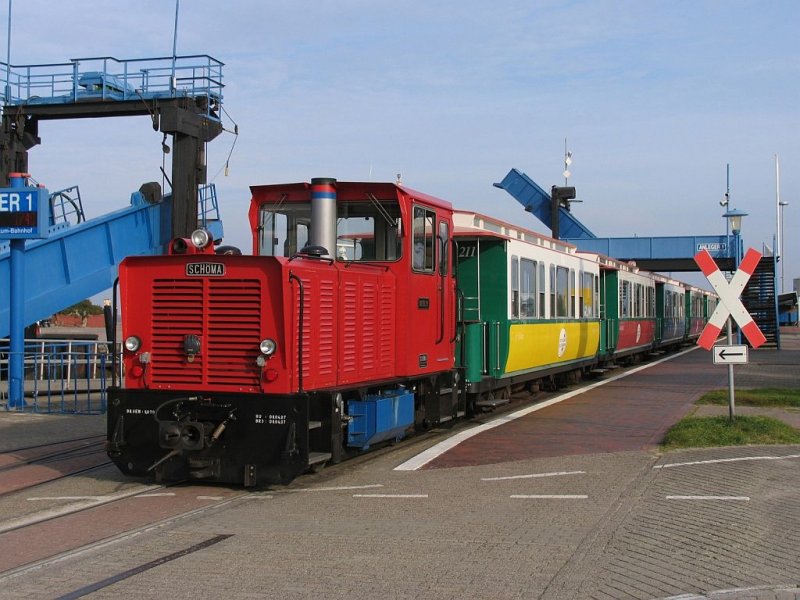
[0,339,121,414]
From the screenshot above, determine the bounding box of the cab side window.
[438,221,449,275]
[412,206,435,272]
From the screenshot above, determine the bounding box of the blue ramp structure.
[0,181,223,339]
[0,188,170,339]
[494,167,596,240]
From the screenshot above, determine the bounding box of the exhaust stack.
[309,177,337,258]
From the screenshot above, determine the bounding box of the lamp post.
[5,0,12,103]
[720,164,731,254]
[779,200,788,293]
[775,155,789,294]
[722,208,747,421]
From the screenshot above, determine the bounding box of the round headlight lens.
[259,338,277,356]
[190,229,212,249]
[124,336,141,352]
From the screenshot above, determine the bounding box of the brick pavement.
[0,330,797,599]
[2,444,797,600]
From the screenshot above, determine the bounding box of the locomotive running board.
[308,452,332,466]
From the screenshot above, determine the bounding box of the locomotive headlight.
[124,336,141,352]
[259,338,277,356]
[190,228,212,249]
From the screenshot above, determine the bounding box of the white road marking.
[654,453,800,469]
[137,492,176,497]
[666,496,750,501]
[28,496,114,501]
[481,470,586,481]
[395,345,700,471]
[660,586,800,600]
[282,484,384,493]
[510,494,588,499]
[352,494,428,498]
[196,496,224,501]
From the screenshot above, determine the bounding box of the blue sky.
[6,0,799,291]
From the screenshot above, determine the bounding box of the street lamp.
[724,208,747,236]
[723,208,748,267]
[723,208,747,351]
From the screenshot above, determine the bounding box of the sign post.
[1,173,50,409]
[694,248,765,421]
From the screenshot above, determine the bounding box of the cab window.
[258,199,401,261]
[438,221,449,275]
[412,206,435,272]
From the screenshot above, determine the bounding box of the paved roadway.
[0,330,798,599]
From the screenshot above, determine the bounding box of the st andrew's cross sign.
[693,248,766,350]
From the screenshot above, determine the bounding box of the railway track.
[0,480,247,577]
[0,435,111,498]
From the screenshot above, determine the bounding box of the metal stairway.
[741,254,780,349]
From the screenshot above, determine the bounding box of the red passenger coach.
[108,179,459,486]
[685,286,707,340]
[582,253,657,362]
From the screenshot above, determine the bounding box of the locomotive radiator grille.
[296,275,336,385]
[341,281,359,376]
[150,278,262,389]
[314,278,336,377]
[361,282,377,371]
[339,276,396,381]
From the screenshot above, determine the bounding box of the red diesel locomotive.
[107,179,462,485]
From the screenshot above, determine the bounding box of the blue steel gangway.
[1,53,227,339]
[495,166,779,347]
[1,54,222,119]
[0,183,223,339]
[1,53,228,409]
[495,167,739,272]
[0,187,166,339]
[1,54,225,241]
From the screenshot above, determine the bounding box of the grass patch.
[662,415,800,450]
[697,388,800,408]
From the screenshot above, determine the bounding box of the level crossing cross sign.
[694,248,766,350]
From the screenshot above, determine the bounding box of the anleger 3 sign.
[694,248,766,350]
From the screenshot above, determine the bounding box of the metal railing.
[0,339,122,414]
[1,54,224,120]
